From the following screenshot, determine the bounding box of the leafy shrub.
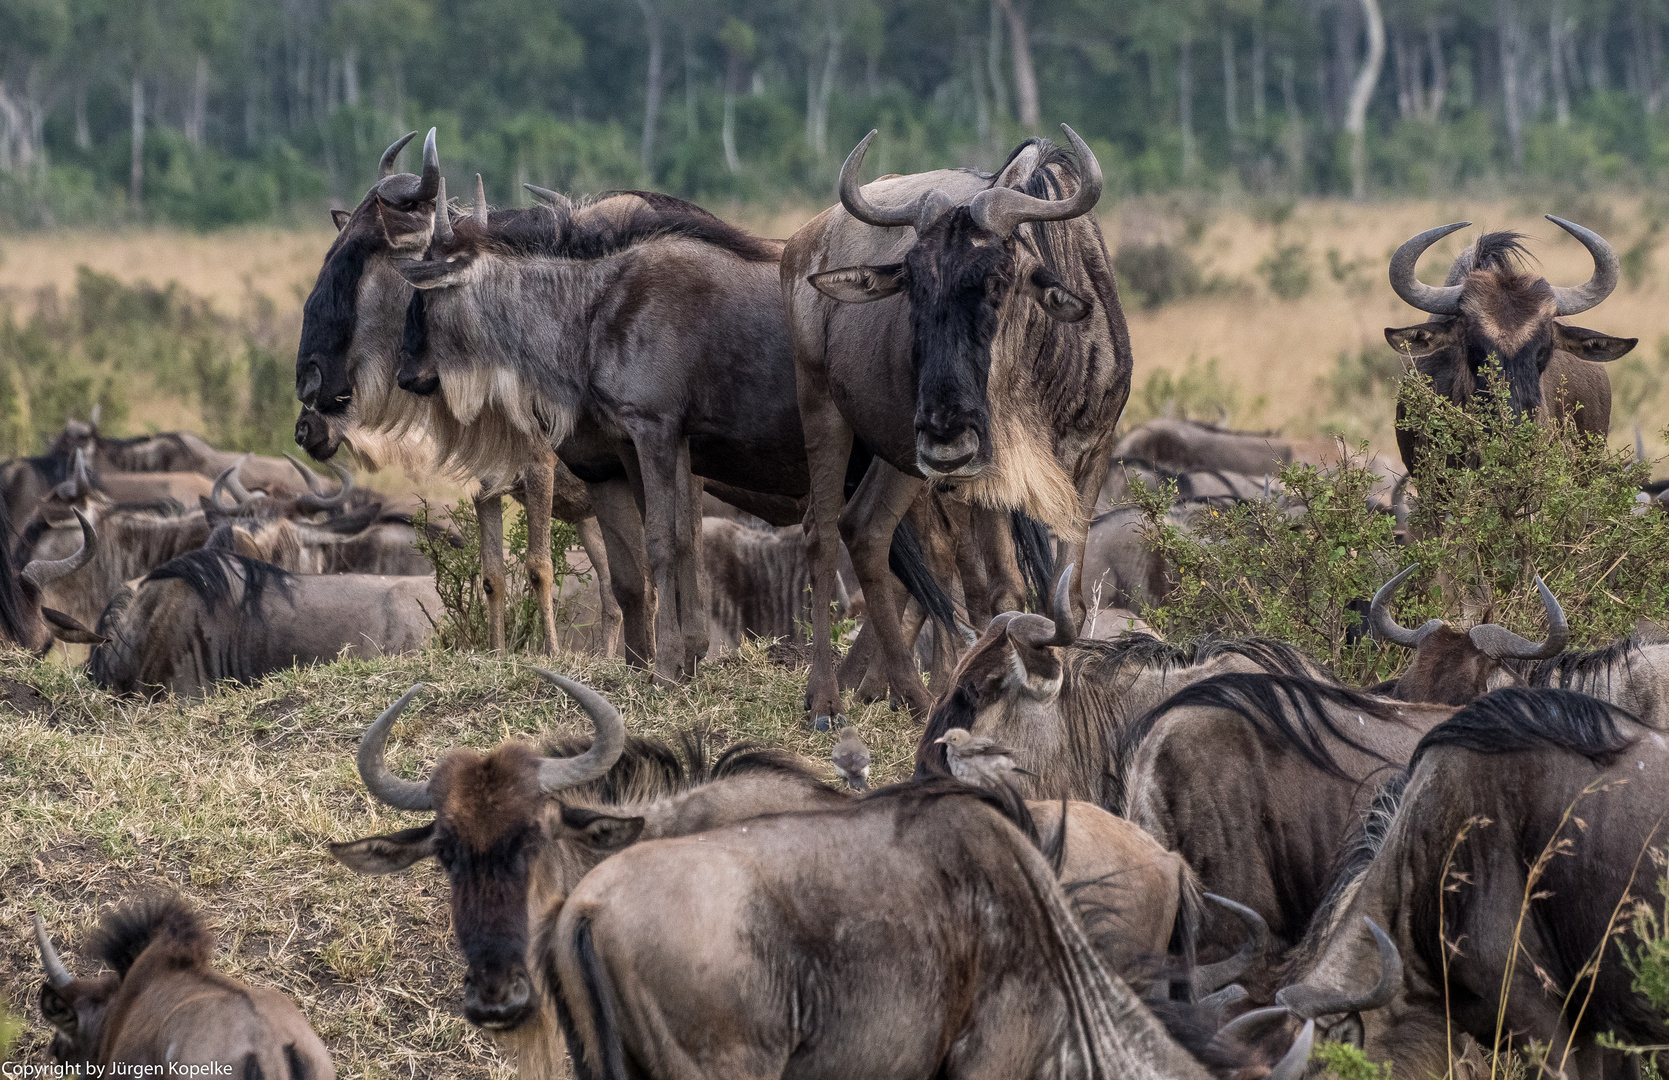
[1257,241,1314,300]
[1313,1040,1392,1080]
[1122,355,1258,427]
[1113,242,1202,309]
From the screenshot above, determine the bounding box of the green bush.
[1313,1040,1392,1080]
[1122,356,1256,427]
[1113,242,1203,309]
[1257,241,1314,300]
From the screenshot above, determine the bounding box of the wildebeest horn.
[1468,575,1569,661]
[1005,564,1078,649]
[969,124,1104,238]
[89,402,101,429]
[473,174,488,225]
[22,509,96,590]
[1216,1004,1293,1043]
[1267,1020,1317,1080]
[532,668,627,792]
[837,129,954,234]
[33,915,74,989]
[285,452,328,495]
[1369,564,1444,648]
[1547,215,1619,317]
[209,465,237,513]
[1389,222,1470,314]
[1275,917,1403,1019]
[433,176,453,245]
[224,455,266,508]
[379,131,418,179]
[1195,894,1272,994]
[524,183,572,214]
[356,684,436,812]
[288,456,354,511]
[56,447,91,500]
[416,128,440,202]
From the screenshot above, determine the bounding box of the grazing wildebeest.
[0,504,98,652]
[83,549,438,695]
[545,782,1313,1080]
[785,125,1133,728]
[45,448,217,507]
[1118,673,1456,1000]
[52,417,312,496]
[33,895,334,1078]
[1272,688,1668,1080]
[1385,219,1635,471]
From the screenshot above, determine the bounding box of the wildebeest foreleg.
[950,501,992,629]
[802,395,857,728]
[975,505,1027,615]
[629,427,704,685]
[519,454,559,655]
[573,516,621,656]
[683,468,710,672]
[589,476,652,668]
[475,492,507,654]
[839,460,931,716]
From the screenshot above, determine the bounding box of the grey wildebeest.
[1271,688,1668,1080]
[33,895,334,1078]
[83,548,438,695]
[52,417,313,497]
[1385,219,1634,471]
[785,125,1134,727]
[545,782,1313,1080]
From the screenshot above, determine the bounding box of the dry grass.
[0,642,923,1076]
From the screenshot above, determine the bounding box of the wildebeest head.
[1384,218,1634,426]
[328,669,627,1031]
[808,126,1101,480]
[3,507,104,651]
[1370,564,1567,705]
[294,129,442,459]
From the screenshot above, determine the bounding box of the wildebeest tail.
[1010,509,1054,611]
[561,915,628,1080]
[887,514,956,635]
[1169,865,1205,1000]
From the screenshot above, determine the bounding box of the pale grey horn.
[356,684,435,811]
[1389,222,1470,314]
[285,452,328,495]
[533,669,627,792]
[1217,1004,1293,1043]
[292,459,353,511]
[969,124,1105,238]
[1469,575,1569,661]
[33,915,74,989]
[379,131,418,178]
[1547,215,1620,316]
[1276,917,1403,1019]
[209,465,237,514]
[416,128,440,201]
[1267,1020,1317,1080]
[1195,894,1272,994]
[524,183,572,213]
[1370,564,1444,648]
[838,129,952,233]
[432,176,453,245]
[22,509,96,590]
[473,174,488,225]
[1006,564,1079,650]
[1047,563,1077,647]
[89,402,101,429]
[225,455,264,508]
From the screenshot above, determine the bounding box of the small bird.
[831,727,871,791]
[934,727,1035,789]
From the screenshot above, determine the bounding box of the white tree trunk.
[130,75,145,214]
[1346,0,1386,201]
[1180,37,1195,176]
[997,0,1040,128]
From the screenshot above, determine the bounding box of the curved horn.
[1468,575,1569,661]
[297,462,354,512]
[837,129,953,233]
[1267,1019,1317,1080]
[416,128,440,202]
[432,176,453,245]
[285,452,328,495]
[1195,893,1273,994]
[1005,565,1079,649]
[1370,564,1445,648]
[356,684,436,812]
[532,668,627,792]
[969,124,1105,238]
[524,183,572,214]
[379,131,418,178]
[1547,215,1620,317]
[1217,1005,1294,1044]
[224,455,264,508]
[473,174,488,225]
[1389,222,1470,314]
[1276,917,1403,1019]
[209,465,237,513]
[1047,564,1077,647]
[22,508,97,591]
[33,915,74,989]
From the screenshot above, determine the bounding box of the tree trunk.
[1180,36,1195,176]
[1346,0,1385,201]
[74,83,90,149]
[1497,0,1526,162]
[186,56,209,147]
[1392,28,1414,117]
[1427,24,1448,116]
[723,52,742,171]
[997,0,1040,128]
[1549,0,1570,126]
[638,0,663,178]
[683,23,698,139]
[1222,27,1239,138]
[988,0,1010,120]
[1282,53,1304,185]
[130,74,145,215]
[808,12,841,157]
[1251,19,1267,125]
[344,45,360,107]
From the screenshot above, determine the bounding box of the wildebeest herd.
[7,125,1667,1080]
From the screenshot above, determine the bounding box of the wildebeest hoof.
[812,714,832,732]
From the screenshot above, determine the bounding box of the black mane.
[1512,636,1641,693]
[470,193,778,265]
[87,893,212,977]
[541,728,831,807]
[1411,687,1645,769]
[144,549,293,619]
[1447,230,1534,281]
[0,499,36,646]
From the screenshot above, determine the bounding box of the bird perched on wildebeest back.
[934,727,1035,789]
[831,727,871,791]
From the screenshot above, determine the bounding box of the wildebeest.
[1273,688,1668,1080]
[1385,219,1634,470]
[0,503,98,653]
[83,549,438,695]
[701,514,861,655]
[785,125,1134,728]
[52,417,313,497]
[545,782,1311,1080]
[33,894,334,1078]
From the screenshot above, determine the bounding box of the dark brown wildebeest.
[1118,673,1456,1000]
[786,126,1134,729]
[80,549,438,695]
[545,782,1313,1080]
[1271,688,1668,1080]
[700,514,865,655]
[33,895,334,1078]
[1385,219,1634,470]
[0,504,99,653]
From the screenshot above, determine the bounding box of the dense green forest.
[2,0,1669,228]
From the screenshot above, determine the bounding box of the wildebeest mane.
[144,549,293,619]
[860,776,1042,848]
[399,288,427,381]
[1411,687,1646,769]
[541,728,829,809]
[1512,636,1639,693]
[461,194,778,265]
[298,229,378,401]
[1446,230,1534,282]
[86,893,212,977]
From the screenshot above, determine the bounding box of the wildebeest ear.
[1022,268,1091,323]
[39,983,77,1031]
[42,608,107,645]
[396,259,470,291]
[330,208,351,232]
[559,806,646,852]
[1384,320,1459,357]
[807,263,908,304]
[328,823,438,874]
[1553,323,1637,363]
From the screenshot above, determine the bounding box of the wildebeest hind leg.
[589,476,652,668]
[519,455,559,654]
[631,427,700,686]
[839,460,931,716]
[801,399,856,728]
[475,492,507,653]
[574,516,621,656]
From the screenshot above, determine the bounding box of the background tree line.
[2,0,1669,228]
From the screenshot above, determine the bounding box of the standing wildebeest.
[1273,688,1668,1080]
[546,783,1312,1080]
[785,125,1134,727]
[83,548,438,695]
[1385,219,1634,470]
[33,895,334,1078]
